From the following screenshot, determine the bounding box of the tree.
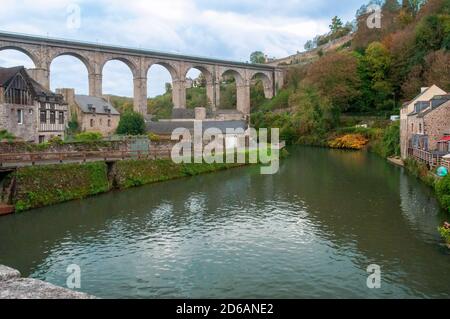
[359,42,394,111]
[165,82,172,93]
[352,0,401,50]
[423,50,450,91]
[304,40,315,51]
[250,51,266,64]
[67,115,79,136]
[196,73,207,87]
[330,16,344,34]
[404,0,426,17]
[289,84,339,139]
[415,14,448,54]
[116,111,146,135]
[304,52,361,112]
[402,50,450,98]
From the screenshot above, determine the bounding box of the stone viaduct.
[0,32,284,116]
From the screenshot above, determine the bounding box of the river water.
[0,146,449,298]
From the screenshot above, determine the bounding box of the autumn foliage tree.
[304,52,361,112]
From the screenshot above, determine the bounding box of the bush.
[435,176,450,212]
[328,134,369,150]
[438,224,450,245]
[257,89,291,112]
[48,136,64,145]
[0,130,15,142]
[148,133,161,142]
[75,132,103,142]
[381,121,400,157]
[117,111,146,135]
[404,158,436,187]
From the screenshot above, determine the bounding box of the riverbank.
[2,148,288,213]
[5,160,243,213]
[0,265,94,299]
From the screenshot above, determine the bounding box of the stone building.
[407,94,450,152]
[400,85,446,159]
[57,89,120,136]
[0,66,68,143]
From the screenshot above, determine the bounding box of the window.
[90,119,94,127]
[58,111,64,124]
[411,123,414,132]
[40,109,47,123]
[50,110,56,124]
[39,135,45,144]
[108,119,111,127]
[100,118,103,126]
[17,109,23,124]
[419,123,422,134]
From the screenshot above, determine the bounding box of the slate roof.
[74,95,120,115]
[0,66,65,103]
[147,120,248,135]
[0,66,23,87]
[417,100,450,118]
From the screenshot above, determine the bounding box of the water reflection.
[0,147,448,298]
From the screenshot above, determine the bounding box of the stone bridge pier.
[0,32,285,117]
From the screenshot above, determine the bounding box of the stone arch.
[219,68,249,115]
[49,51,93,74]
[146,61,179,82]
[183,65,213,83]
[101,58,136,98]
[49,51,92,94]
[146,61,185,110]
[250,71,273,99]
[99,56,138,78]
[220,68,244,86]
[0,45,39,67]
[183,65,214,110]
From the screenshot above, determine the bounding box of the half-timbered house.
[0,66,68,143]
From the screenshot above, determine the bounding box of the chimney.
[421,87,429,93]
[26,68,39,84]
[56,88,76,105]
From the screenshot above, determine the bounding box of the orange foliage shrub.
[328,134,369,150]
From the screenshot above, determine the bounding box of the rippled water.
[0,146,449,298]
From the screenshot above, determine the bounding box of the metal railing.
[441,158,450,170]
[408,147,449,169]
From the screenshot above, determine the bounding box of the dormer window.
[414,101,430,113]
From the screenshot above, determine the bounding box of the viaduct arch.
[0,32,284,116]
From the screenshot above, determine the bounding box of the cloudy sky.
[0,0,366,97]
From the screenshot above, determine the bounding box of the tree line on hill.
[251,0,449,151]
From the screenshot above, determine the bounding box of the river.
[0,146,449,298]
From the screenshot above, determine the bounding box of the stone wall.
[0,140,129,154]
[0,103,38,143]
[79,113,120,136]
[423,101,450,151]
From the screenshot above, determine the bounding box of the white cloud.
[0,0,364,96]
